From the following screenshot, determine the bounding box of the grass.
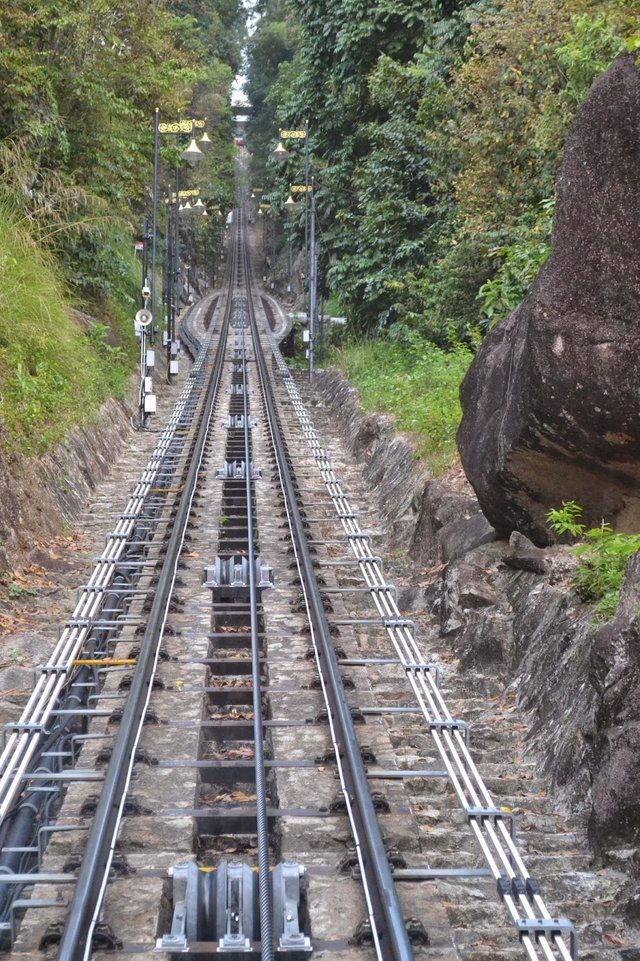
[0,202,138,455]
[335,335,473,474]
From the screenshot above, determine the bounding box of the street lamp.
[150,113,208,383]
[282,182,318,381]
[182,137,203,166]
[273,124,311,347]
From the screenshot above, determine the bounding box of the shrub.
[336,333,473,474]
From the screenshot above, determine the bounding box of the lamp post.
[149,112,207,385]
[308,178,318,381]
[283,184,315,380]
[273,125,313,364]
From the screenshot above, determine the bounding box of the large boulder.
[457,52,640,544]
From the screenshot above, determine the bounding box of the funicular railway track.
[0,202,580,961]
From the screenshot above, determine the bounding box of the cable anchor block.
[204,555,274,593]
[225,414,255,429]
[216,460,262,480]
[273,861,312,953]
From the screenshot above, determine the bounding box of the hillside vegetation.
[246,0,639,470]
[0,0,244,454]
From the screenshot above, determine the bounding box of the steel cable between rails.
[0,340,216,830]
[262,322,575,961]
[237,229,274,961]
[56,293,229,961]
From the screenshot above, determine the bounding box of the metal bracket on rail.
[466,805,517,842]
[428,718,470,746]
[383,616,416,638]
[346,531,370,544]
[404,661,442,685]
[515,917,578,961]
[36,662,69,677]
[498,874,545,905]
[104,530,129,542]
[155,861,192,951]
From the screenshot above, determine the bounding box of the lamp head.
[182,138,203,166]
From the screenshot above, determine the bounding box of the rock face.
[590,552,640,851]
[457,52,640,544]
[308,361,640,919]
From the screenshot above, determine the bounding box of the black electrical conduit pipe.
[241,211,414,961]
[56,294,231,961]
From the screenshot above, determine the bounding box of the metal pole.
[142,217,149,292]
[164,229,171,332]
[170,157,180,379]
[309,181,317,383]
[150,108,159,345]
[287,213,292,295]
[304,121,310,321]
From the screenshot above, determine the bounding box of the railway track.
[0,202,585,961]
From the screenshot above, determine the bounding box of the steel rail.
[240,208,413,961]
[261,314,576,961]
[0,337,214,832]
[56,299,231,961]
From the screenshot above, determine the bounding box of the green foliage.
[0,204,135,454]
[546,501,640,622]
[546,500,587,537]
[477,200,554,327]
[6,581,37,599]
[0,0,241,455]
[252,0,637,345]
[337,333,473,473]
[0,0,240,296]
